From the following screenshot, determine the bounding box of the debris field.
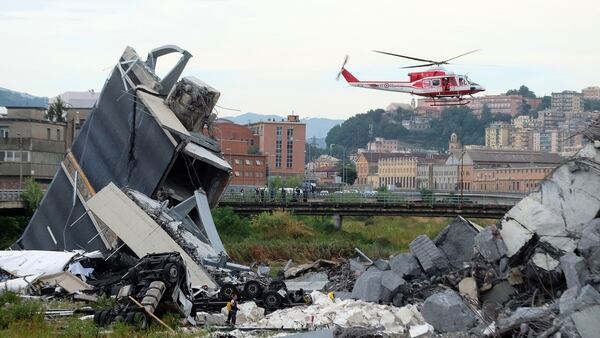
[1,44,599,337]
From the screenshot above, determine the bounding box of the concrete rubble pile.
[278,130,600,336]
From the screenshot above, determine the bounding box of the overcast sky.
[1,0,599,119]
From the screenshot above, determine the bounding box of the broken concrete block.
[409,235,449,276]
[409,323,434,338]
[531,252,560,271]
[560,253,589,289]
[433,216,480,268]
[500,146,600,260]
[389,253,422,280]
[578,218,600,258]
[577,218,600,257]
[473,228,508,263]
[560,285,600,316]
[351,270,383,303]
[349,258,366,274]
[571,305,600,338]
[480,281,516,306]
[458,277,478,302]
[196,311,226,325]
[381,270,407,294]
[421,289,476,332]
[496,307,553,332]
[373,259,390,271]
[392,293,404,307]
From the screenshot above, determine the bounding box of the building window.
[234,159,241,165]
[275,126,282,168]
[245,159,251,165]
[56,129,61,141]
[0,127,8,139]
[0,151,29,162]
[47,128,51,140]
[255,160,262,166]
[234,171,240,177]
[286,128,294,168]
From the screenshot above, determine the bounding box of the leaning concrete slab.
[87,183,215,287]
[409,235,449,276]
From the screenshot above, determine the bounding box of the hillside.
[326,106,512,152]
[0,87,47,108]
[222,112,343,140]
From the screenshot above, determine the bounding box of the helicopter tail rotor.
[336,55,350,81]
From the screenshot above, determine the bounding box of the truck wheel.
[220,283,238,300]
[163,263,179,284]
[244,280,263,299]
[262,291,282,309]
[126,312,149,329]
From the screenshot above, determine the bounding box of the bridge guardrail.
[219,191,522,207]
[0,189,23,202]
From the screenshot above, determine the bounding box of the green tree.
[338,163,357,185]
[584,99,600,112]
[506,85,536,98]
[212,207,250,240]
[46,96,67,122]
[537,96,551,111]
[21,179,43,215]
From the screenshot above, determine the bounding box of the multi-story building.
[582,86,600,101]
[378,153,447,190]
[248,115,306,177]
[213,119,266,186]
[467,95,524,117]
[0,107,67,188]
[367,137,400,152]
[485,122,512,149]
[307,154,340,171]
[401,117,431,130]
[537,109,566,130]
[54,90,99,148]
[416,158,458,192]
[447,149,562,194]
[355,152,385,186]
[551,91,583,112]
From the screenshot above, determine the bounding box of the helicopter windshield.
[463,76,472,85]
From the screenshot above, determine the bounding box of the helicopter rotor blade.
[336,55,350,81]
[442,49,480,63]
[372,50,437,64]
[401,63,438,69]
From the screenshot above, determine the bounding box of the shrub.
[212,207,251,239]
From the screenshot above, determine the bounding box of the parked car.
[319,190,330,196]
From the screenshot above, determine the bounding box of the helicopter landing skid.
[424,98,470,106]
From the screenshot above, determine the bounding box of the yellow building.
[485,122,512,149]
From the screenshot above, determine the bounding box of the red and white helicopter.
[337,50,485,106]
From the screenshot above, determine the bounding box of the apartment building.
[551,91,583,112]
[582,86,600,101]
[0,107,67,188]
[248,115,306,177]
[213,119,266,186]
[367,137,400,152]
[485,122,512,149]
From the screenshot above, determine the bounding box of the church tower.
[449,133,461,152]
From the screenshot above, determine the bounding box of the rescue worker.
[225,294,238,326]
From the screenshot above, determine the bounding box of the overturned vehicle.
[10,45,276,313]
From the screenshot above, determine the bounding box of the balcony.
[0,162,60,178]
[0,137,66,153]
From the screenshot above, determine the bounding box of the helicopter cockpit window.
[458,77,465,86]
[431,79,440,86]
[423,80,431,87]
